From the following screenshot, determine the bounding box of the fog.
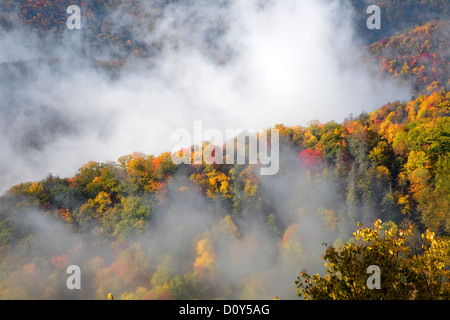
[0,147,344,299]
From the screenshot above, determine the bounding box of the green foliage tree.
[296,220,450,299]
[168,273,202,299]
[101,196,152,239]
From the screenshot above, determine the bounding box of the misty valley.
[0,0,448,301]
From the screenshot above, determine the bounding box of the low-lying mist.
[0,145,346,299]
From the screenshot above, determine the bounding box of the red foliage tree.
[298,149,324,172]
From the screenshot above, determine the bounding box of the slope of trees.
[0,0,448,300]
[0,90,448,299]
[369,20,449,95]
[350,0,449,43]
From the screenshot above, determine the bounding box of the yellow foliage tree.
[194,238,217,277]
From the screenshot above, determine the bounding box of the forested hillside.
[351,0,448,43]
[0,0,448,300]
[1,89,448,299]
[369,20,449,95]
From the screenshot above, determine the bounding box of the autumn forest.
[0,0,448,300]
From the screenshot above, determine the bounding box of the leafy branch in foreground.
[296,220,450,300]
